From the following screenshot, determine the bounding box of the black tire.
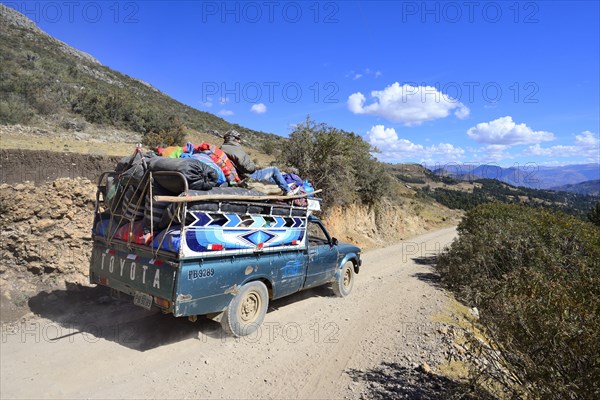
[332,261,354,297]
[221,281,269,337]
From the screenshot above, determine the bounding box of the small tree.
[142,115,186,148]
[588,201,600,226]
[280,116,390,209]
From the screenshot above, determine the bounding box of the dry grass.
[1,125,277,165]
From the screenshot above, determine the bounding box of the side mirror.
[331,237,339,246]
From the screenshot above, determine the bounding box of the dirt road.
[1,227,460,399]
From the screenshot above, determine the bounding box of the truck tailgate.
[89,241,178,302]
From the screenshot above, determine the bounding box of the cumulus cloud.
[348,82,470,126]
[250,103,267,114]
[352,73,363,80]
[467,116,555,145]
[525,131,599,162]
[218,109,234,116]
[481,145,513,162]
[366,125,464,163]
[576,130,599,147]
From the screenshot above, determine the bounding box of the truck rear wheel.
[332,261,354,297]
[221,281,269,337]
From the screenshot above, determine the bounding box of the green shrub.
[0,96,35,124]
[588,201,600,226]
[437,204,600,399]
[280,117,391,209]
[141,116,186,148]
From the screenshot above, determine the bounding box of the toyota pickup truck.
[89,169,361,337]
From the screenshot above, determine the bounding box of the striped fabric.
[195,143,241,184]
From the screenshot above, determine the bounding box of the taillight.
[154,297,170,308]
[98,276,109,285]
[207,244,223,251]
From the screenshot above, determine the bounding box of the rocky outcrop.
[323,198,459,250]
[0,4,101,65]
[0,178,97,321]
[0,178,96,282]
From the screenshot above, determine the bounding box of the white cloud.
[250,103,267,114]
[218,109,234,116]
[366,125,464,163]
[524,131,599,162]
[219,96,230,105]
[348,82,470,126]
[576,130,599,147]
[467,116,555,145]
[481,144,513,162]
[352,74,363,80]
[375,71,382,78]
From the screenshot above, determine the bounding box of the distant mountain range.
[550,179,600,196]
[431,164,600,190]
[386,163,598,220]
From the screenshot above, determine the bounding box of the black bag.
[147,157,218,192]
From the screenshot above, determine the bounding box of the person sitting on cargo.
[220,130,294,196]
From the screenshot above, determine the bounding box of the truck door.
[303,219,338,289]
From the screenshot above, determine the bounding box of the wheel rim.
[343,267,352,289]
[240,291,261,323]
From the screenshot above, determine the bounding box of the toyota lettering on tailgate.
[98,251,171,291]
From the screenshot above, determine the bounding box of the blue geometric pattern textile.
[182,211,306,257]
[240,230,276,246]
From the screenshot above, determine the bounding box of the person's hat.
[224,130,241,140]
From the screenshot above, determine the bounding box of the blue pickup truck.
[89,171,362,336]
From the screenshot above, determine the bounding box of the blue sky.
[5,0,599,167]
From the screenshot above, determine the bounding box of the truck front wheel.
[221,281,269,337]
[332,261,355,297]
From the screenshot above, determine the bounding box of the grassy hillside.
[386,163,599,220]
[0,5,283,152]
[550,179,600,196]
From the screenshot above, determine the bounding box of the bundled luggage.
[93,141,318,253]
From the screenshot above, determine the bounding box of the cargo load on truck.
[92,145,321,259]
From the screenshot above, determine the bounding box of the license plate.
[133,292,153,310]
